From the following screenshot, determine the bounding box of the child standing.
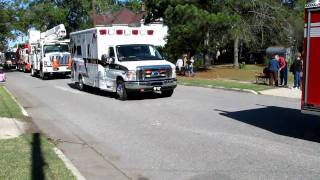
[292,53,303,89]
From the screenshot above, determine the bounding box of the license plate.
[153,87,161,91]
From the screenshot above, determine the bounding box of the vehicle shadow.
[217,105,320,143]
[67,83,164,101]
[40,74,71,81]
[31,133,45,180]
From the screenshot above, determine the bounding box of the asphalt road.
[4,71,320,180]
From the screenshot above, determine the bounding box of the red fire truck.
[16,43,31,72]
[302,0,320,115]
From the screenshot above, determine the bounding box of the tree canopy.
[0,0,305,66]
[146,0,305,66]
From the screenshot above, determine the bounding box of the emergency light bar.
[98,28,155,36]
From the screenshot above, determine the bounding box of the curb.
[179,83,260,95]
[3,86,86,179]
[54,148,86,180]
[3,86,29,116]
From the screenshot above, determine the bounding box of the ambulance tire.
[116,80,128,101]
[162,89,174,97]
[78,75,86,91]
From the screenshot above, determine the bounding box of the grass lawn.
[0,85,26,119]
[178,64,294,91]
[0,134,75,180]
[178,77,273,92]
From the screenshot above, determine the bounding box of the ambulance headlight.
[126,70,136,81]
[172,68,176,78]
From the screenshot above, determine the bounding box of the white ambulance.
[70,25,177,100]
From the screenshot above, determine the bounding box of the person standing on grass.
[176,58,183,75]
[268,54,280,86]
[292,53,303,90]
[279,55,288,87]
[186,56,195,77]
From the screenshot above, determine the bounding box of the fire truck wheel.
[162,89,174,97]
[116,80,128,101]
[78,75,86,91]
[40,70,47,80]
[31,68,35,77]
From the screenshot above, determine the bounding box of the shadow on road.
[31,133,45,180]
[67,83,165,101]
[217,105,320,143]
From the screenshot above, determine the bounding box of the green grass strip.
[178,78,273,92]
[0,134,75,180]
[0,86,25,119]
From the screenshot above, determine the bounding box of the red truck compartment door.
[305,10,320,107]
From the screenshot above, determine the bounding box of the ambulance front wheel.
[162,89,174,97]
[116,80,128,101]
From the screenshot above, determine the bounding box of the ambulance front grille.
[137,65,172,81]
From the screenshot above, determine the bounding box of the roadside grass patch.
[193,64,294,85]
[178,77,273,92]
[0,86,76,179]
[0,86,27,120]
[0,133,75,180]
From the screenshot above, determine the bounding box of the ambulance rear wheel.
[116,80,128,101]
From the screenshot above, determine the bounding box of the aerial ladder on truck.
[30,24,71,79]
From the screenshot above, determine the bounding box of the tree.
[146,1,238,67]
[224,0,300,67]
[0,1,17,50]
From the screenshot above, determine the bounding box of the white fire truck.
[70,25,177,100]
[302,0,320,115]
[29,24,71,79]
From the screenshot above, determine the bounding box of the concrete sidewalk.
[0,118,28,139]
[259,87,301,99]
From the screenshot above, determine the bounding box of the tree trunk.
[233,36,239,68]
[204,31,210,69]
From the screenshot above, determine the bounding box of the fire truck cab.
[302,0,320,115]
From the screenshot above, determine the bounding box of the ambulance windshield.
[44,44,69,54]
[116,45,163,61]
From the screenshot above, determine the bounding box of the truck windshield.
[5,52,16,59]
[116,45,163,61]
[44,44,69,54]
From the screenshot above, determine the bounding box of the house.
[94,6,146,26]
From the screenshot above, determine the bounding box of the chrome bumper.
[125,79,177,91]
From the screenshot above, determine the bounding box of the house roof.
[95,7,146,26]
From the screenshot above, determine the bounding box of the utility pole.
[92,0,96,27]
